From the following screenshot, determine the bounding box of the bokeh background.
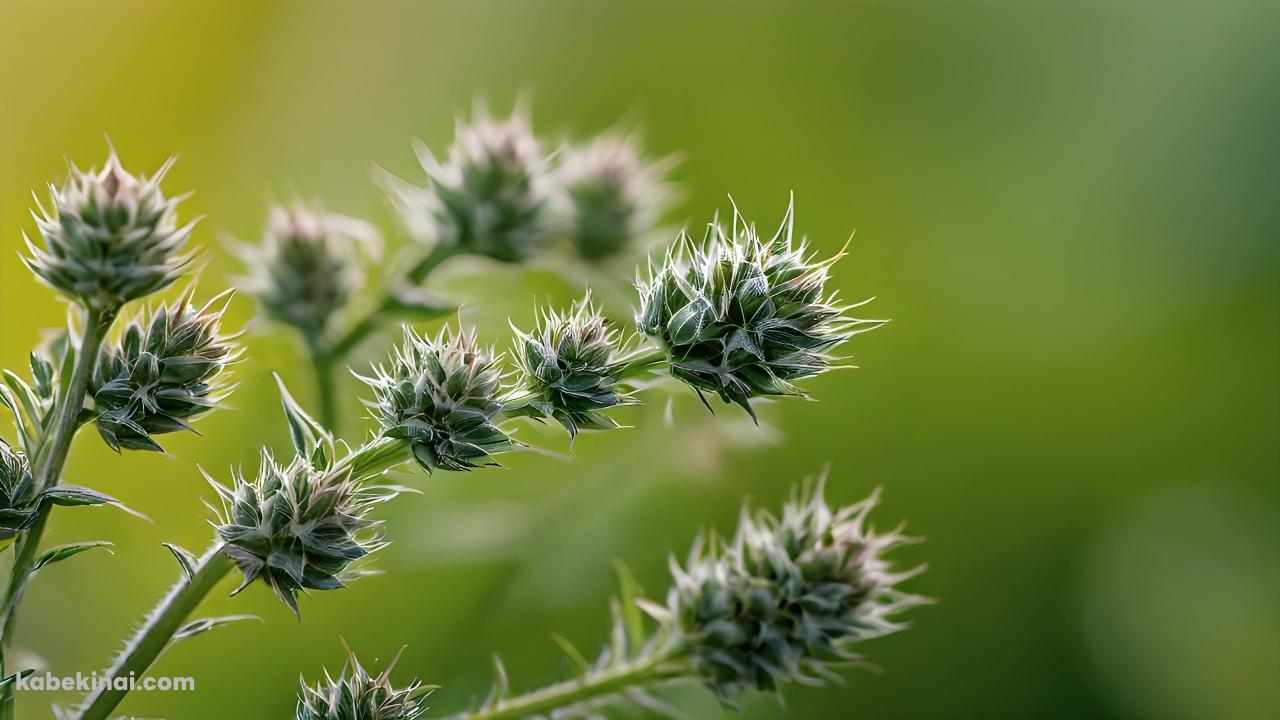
[1,1,1277,718]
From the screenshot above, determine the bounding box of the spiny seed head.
[360,325,514,473]
[391,105,551,262]
[507,293,634,438]
[0,441,38,545]
[91,287,239,453]
[554,133,676,261]
[296,646,432,720]
[240,203,380,340]
[668,479,928,700]
[210,451,390,616]
[636,197,883,418]
[23,151,195,311]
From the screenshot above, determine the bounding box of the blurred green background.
[1,0,1277,717]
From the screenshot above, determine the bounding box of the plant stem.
[72,436,410,719]
[0,306,115,716]
[446,655,692,720]
[619,347,668,380]
[326,244,458,361]
[310,346,339,431]
[75,545,234,720]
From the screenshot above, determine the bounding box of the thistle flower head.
[91,287,239,452]
[0,441,38,546]
[211,451,390,616]
[296,646,432,720]
[240,203,380,341]
[668,479,927,699]
[507,293,634,438]
[360,325,514,473]
[636,197,882,418]
[554,133,676,261]
[23,150,195,312]
[390,105,551,262]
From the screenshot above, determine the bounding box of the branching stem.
[0,306,116,718]
[446,654,693,720]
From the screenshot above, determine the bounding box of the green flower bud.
[636,198,883,418]
[359,325,514,473]
[239,203,380,341]
[296,646,432,720]
[23,151,195,312]
[0,441,38,546]
[554,133,676,261]
[506,293,634,438]
[91,288,239,452]
[390,106,550,262]
[211,452,389,616]
[669,481,928,700]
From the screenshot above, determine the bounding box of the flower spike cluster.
[0,441,38,547]
[23,151,196,312]
[91,287,240,452]
[636,198,883,418]
[553,133,677,261]
[445,474,927,720]
[359,325,514,473]
[505,293,636,438]
[210,451,392,616]
[296,645,433,720]
[392,105,551,263]
[239,202,381,342]
[668,479,929,699]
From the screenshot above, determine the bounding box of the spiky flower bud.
[90,288,239,452]
[636,198,882,417]
[239,203,380,341]
[554,133,675,261]
[390,107,550,262]
[297,646,432,720]
[211,452,389,615]
[23,151,195,312]
[668,481,927,699]
[360,326,513,473]
[0,441,38,546]
[506,294,634,438]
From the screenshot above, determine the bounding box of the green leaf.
[172,614,261,641]
[613,560,646,651]
[274,374,333,465]
[1,370,40,431]
[550,633,591,674]
[163,542,198,582]
[42,485,151,523]
[0,385,34,457]
[0,669,35,689]
[29,353,54,401]
[32,541,113,574]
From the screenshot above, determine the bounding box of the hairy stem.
[73,436,410,718]
[447,655,693,720]
[0,306,115,716]
[75,544,234,720]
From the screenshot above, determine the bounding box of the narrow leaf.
[613,560,646,651]
[550,633,591,674]
[274,374,332,463]
[42,485,151,523]
[172,614,261,641]
[32,541,113,574]
[163,542,198,583]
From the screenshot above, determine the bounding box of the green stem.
[75,545,234,720]
[0,306,115,715]
[326,244,458,361]
[72,436,410,719]
[446,655,692,720]
[310,347,339,431]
